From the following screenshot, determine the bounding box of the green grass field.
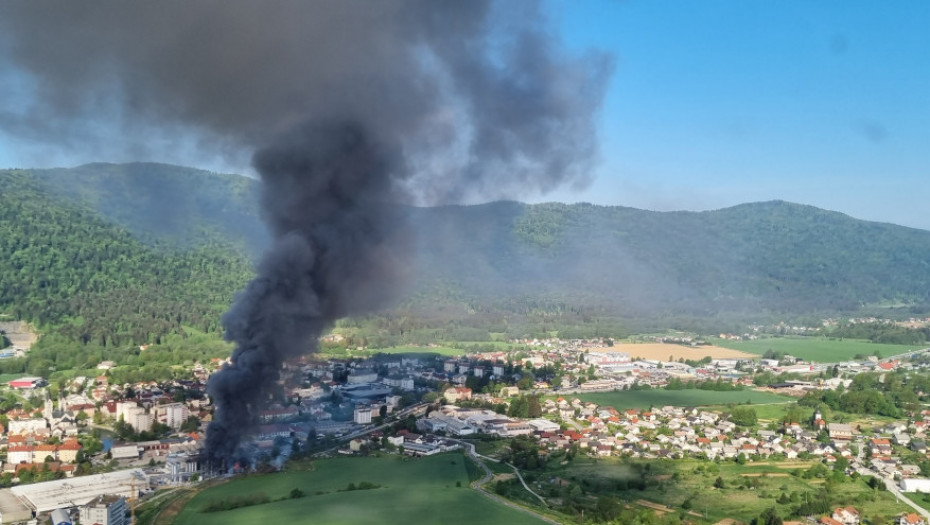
[712,336,923,362]
[567,389,794,410]
[172,454,547,525]
[0,373,25,383]
[547,456,913,523]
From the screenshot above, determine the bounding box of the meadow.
[171,454,548,525]
[567,389,793,410]
[545,456,913,524]
[711,336,923,363]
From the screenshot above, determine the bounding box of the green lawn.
[567,389,794,410]
[711,336,923,363]
[173,454,547,525]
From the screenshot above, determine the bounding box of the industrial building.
[900,478,930,493]
[164,453,200,484]
[9,469,145,513]
[80,495,127,525]
[7,376,46,389]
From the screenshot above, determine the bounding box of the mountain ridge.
[3,163,930,339]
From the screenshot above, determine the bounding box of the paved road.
[852,440,930,521]
[456,440,562,525]
[311,403,428,457]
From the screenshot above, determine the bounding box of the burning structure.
[0,1,612,468]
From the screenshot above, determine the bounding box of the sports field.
[712,336,923,363]
[569,389,793,410]
[172,454,547,525]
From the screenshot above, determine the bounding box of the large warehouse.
[9,469,146,513]
[7,376,47,389]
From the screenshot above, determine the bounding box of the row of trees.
[799,371,926,417]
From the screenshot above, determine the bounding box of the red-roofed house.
[898,513,925,525]
[57,440,83,463]
[832,507,860,525]
[7,445,33,465]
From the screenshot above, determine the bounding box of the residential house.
[898,514,925,525]
[443,387,472,403]
[828,423,854,440]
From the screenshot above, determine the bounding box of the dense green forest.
[3,162,930,375]
[0,170,252,349]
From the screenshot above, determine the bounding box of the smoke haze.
[0,1,612,464]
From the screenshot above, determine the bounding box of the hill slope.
[0,169,253,347]
[31,162,267,252]
[4,163,930,344]
[406,200,930,316]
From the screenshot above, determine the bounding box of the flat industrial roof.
[10,469,145,513]
[0,487,33,522]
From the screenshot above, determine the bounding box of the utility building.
[80,495,127,525]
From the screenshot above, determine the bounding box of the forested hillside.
[30,162,267,252]
[0,170,253,347]
[4,162,930,354]
[406,200,930,317]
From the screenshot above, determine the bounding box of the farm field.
[171,454,547,525]
[711,336,923,363]
[590,343,754,361]
[567,389,793,410]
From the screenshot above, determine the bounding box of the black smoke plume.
[0,1,612,465]
[205,121,407,464]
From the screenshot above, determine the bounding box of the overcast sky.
[1,1,928,230]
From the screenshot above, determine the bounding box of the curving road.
[454,440,563,525]
[852,441,930,520]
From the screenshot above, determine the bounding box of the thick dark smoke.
[206,122,407,464]
[0,1,612,465]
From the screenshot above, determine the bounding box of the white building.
[8,445,34,464]
[354,406,372,425]
[382,375,414,391]
[8,418,47,435]
[901,478,930,493]
[116,402,153,432]
[154,403,190,430]
[110,445,142,460]
[11,469,144,514]
[528,419,561,432]
[80,495,127,525]
[347,369,379,384]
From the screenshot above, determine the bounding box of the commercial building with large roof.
[9,469,146,513]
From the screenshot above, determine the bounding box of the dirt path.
[151,489,197,525]
[636,499,703,517]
